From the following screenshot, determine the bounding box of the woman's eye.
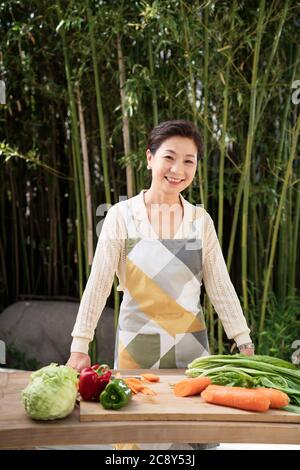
[163,156,194,163]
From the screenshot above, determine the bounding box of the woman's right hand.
[65,352,91,373]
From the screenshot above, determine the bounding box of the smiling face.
[146,136,198,196]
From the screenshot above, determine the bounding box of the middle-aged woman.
[67,120,254,450]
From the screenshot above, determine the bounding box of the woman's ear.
[146,149,152,168]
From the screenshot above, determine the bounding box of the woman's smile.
[164,176,185,185]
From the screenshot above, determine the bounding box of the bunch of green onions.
[186,354,300,407]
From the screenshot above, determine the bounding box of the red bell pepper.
[79,364,112,401]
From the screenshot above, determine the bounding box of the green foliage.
[0,0,299,356]
[255,294,300,361]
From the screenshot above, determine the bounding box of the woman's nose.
[170,161,184,175]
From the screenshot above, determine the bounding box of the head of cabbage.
[22,363,79,420]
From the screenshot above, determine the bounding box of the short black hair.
[147,119,204,159]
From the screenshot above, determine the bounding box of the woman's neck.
[144,187,181,207]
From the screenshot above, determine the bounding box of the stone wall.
[0,301,115,369]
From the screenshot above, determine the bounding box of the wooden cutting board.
[80,374,300,423]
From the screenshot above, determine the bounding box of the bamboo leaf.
[56,19,65,33]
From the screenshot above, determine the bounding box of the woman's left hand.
[238,343,255,356]
[240,347,255,356]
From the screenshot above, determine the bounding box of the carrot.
[123,380,138,394]
[125,377,143,385]
[141,373,160,382]
[254,387,289,409]
[140,386,157,396]
[124,379,143,393]
[124,379,157,396]
[128,384,139,394]
[201,385,270,412]
[174,377,212,397]
[207,384,289,409]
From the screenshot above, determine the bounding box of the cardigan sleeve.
[70,205,123,354]
[202,212,252,347]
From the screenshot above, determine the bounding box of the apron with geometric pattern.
[112,199,215,450]
[114,202,210,370]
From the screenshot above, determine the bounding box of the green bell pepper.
[100,379,132,410]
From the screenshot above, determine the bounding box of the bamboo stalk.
[202,5,209,209]
[217,0,237,353]
[199,4,213,347]
[290,177,300,296]
[218,0,237,246]
[147,31,158,126]
[264,45,299,292]
[259,113,300,342]
[116,32,134,198]
[0,239,8,301]
[252,202,259,306]
[19,173,31,295]
[179,0,199,202]
[254,0,289,132]
[115,31,137,333]
[56,190,65,294]
[50,106,59,295]
[58,24,84,260]
[287,180,293,294]
[241,0,266,321]
[0,168,8,301]
[86,0,111,205]
[47,109,58,294]
[8,166,19,299]
[48,174,54,293]
[180,0,197,125]
[86,0,115,363]
[57,4,89,291]
[71,139,84,297]
[76,86,94,267]
[36,166,44,293]
[277,144,288,303]
[66,172,74,297]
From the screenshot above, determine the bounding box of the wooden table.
[1,369,300,449]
